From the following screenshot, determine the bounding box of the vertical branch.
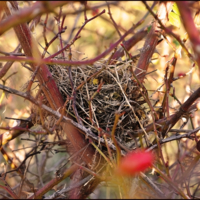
[43,14,49,47]
[56,6,65,58]
[4,3,104,199]
[5,1,64,110]
[110,29,148,65]
[47,9,106,59]
[176,2,200,71]
[161,87,200,136]
[135,1,173,83]
[107,2,122,38]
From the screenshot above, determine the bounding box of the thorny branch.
[0,1,70,35]
[0,83,121,154]
[134,1,173,82]
[148,126,200,151]
[1,1,200,199]
[0,17,144,66]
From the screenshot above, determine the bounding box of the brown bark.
[161,87,200,136]
[134,2,173,82]
[177,1,200,69]
[110,29,148,65]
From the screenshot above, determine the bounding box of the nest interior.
[46,60,150,150]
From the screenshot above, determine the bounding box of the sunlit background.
[0,1,200,198]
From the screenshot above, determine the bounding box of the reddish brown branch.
[136,101,199,136]
[0,1,70,35]
[0,19,144,68]
[110,28,148,65]
[48,9,106,59]
[29,164,79,199]
[41,28,67,58]
[0,184,18,199]
[3,2,104,198]
[5,1,64,110]
[161,87,200,137]
[160,55,178,119]
[42,14,49,47]
[0,83,119,154]
[134,1,173,82]
[107,2,122,38]
[0,117,33,147]
[144,1,193,60]
[56,7,65,58]
[0,20,144,66]
[0,45,22,79]
[176,2,200,70]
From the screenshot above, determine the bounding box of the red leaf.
[116,150,154,176]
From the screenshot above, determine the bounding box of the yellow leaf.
[92,78,99,85]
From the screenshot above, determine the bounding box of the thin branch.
[0,83,122,155]
[0,116,33,147]
[161,87,200,136]
[135,1,173,82]
[177,1,200,69]
[0,45,22,79]
[106,1,122,38]
[144,1,193,61]
[148,126,200,151]
[110,28,148,65]
[47,9,106,59]
[44,175,93,199]
[0,1,69,35]
[0,19,144,66]
[140,172,165,198]
[28,164,79,199]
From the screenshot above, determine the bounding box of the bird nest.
[44,59,150,150]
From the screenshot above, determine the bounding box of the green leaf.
[147,25,152,33]
[169,3,181,28]
[173,39,179,47]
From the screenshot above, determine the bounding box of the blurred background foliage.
[0,1,200,198]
